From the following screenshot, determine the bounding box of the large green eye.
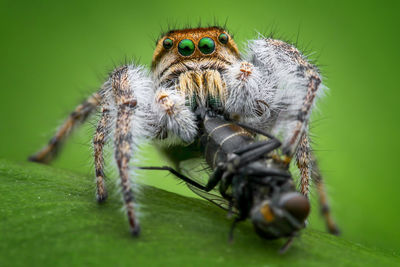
[163,38,173,49]
[218,33,229,44]
[178,39,195,56]
[198,37,215,54]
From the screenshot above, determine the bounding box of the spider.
[29,26,339,238]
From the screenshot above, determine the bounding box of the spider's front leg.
[113,69,140,235]
[100,65,157,235]
[154,88,197,143]
[224,61,270,120]
[245,38,324,158]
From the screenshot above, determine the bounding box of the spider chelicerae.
[29,26,339,240]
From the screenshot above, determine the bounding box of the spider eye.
[198,37,215,55]
[218,33,229,44]
[178,39,195,56]
[163,38,173,49]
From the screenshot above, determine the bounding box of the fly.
[140,108,310,252]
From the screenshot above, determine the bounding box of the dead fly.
[144,109,311,252]
[29,26,339,250]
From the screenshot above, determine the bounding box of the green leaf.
[0,159,398,266]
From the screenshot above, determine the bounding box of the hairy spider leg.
[241,38,324,160]
[296,134,339,235]
[28,91,102,163]
[110,66,141,236]
[310,151,340,235]
[93,85,114,202]
[296,134,311,197]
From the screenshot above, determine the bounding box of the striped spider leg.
[29,91,102,163]
[222,37,339,235]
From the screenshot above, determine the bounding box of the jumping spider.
[29,26,339,238]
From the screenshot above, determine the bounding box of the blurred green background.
[0,0,399,254]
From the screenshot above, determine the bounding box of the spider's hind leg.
[296,134,312,197]
[93,86,114,202]
[110,65,146,236]
[29,91,102,163]
[310,152,340,235]
[296,134,339,235]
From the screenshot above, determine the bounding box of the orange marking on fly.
[261,203,275,222]
[283,155,292,166]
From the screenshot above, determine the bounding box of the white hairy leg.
[245,37,326,158]
[100,64,159,235]
[154,88,198,143]
[224,61,270,119]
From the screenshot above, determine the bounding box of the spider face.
[152,27,240,86]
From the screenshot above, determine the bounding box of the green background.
[0,0,399,259]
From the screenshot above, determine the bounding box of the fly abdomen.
[200,116,254,169]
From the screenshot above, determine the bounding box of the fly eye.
[178,39,195,56]
[198,37,215,54]
[163,38,173,49]
[279,192,310,222]
[218,33,229,44]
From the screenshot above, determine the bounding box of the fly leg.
[233,140,275,155]
[138,165,224,192]
[234,139,281,168]
[228,216,246,243]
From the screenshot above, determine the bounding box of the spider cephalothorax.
[152,27,240,110]
[29,26,339,241]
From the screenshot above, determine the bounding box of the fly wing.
[179,158,235,212]
[179,158,212,186]
[187,184,232,211]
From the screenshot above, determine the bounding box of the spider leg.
[154,88,197,143]
[93,87,114,202]
[111,65,144,236]
[310,152,340,235]
[283,70,321,158]
[244,38,325,160]
[29,90,102,163]
[295,134,339,235]
[296,134,311,197]
[223,61,267,119]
